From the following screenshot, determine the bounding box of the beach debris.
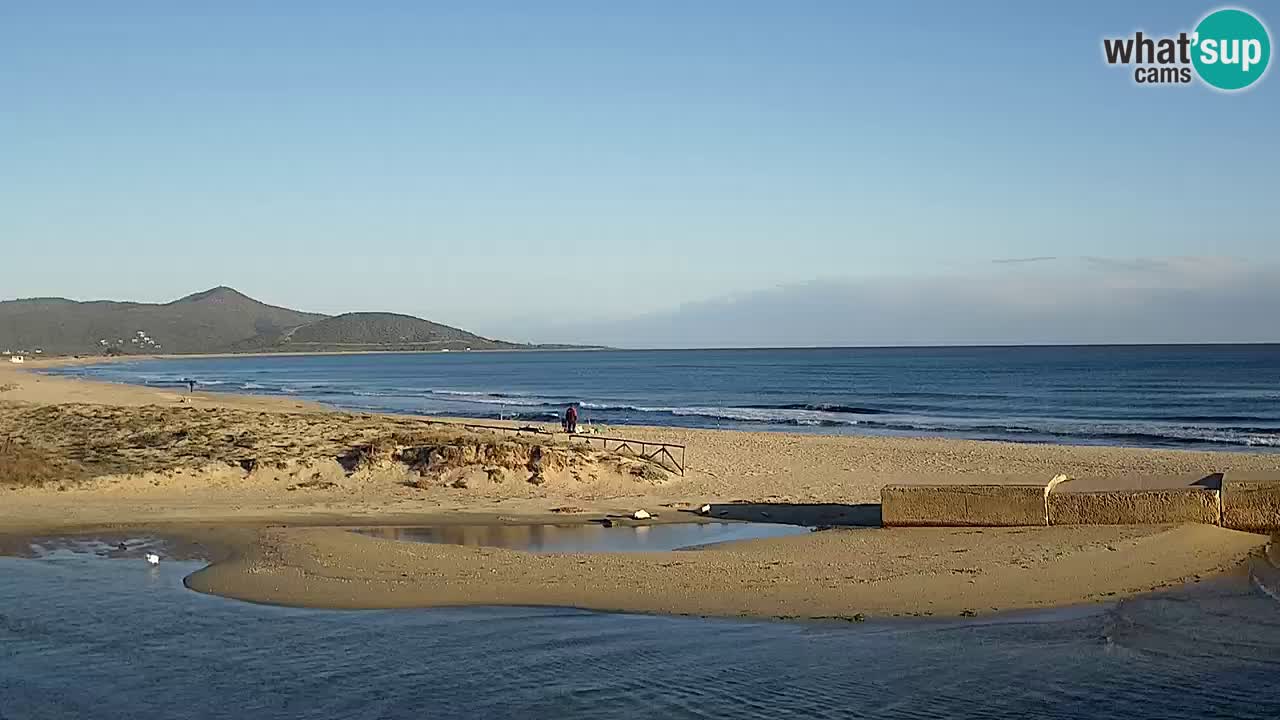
[698,504,712,515]
[116,542,128,551]
[145,552,161,566]
[599,518,615,528]
[631,509,652,520]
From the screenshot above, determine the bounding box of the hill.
[231,312,517,352]
[0,287,528,356]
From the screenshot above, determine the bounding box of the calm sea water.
[51,345,1280,450]
[2,544,1279,720]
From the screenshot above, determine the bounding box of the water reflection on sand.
[355,521,811,553]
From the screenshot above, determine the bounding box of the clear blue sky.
[2,1,1276,345]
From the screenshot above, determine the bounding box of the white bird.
[145,552,160,566]
[632,509,652,520]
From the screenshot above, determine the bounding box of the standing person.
[565,404,578,434]
[185,378,196,394]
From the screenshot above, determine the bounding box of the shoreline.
[33,353,1280,456]
[3,359,1278,619]
[18,358,1280,482]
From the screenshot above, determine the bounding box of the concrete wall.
[1049,488,1220,526]
[880,474,1280,530]
[881,484,1048,527]
[1221,477,1280,532]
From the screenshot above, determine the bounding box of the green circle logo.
[1192,8,1271,90]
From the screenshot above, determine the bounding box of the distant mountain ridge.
[0,287,534,355]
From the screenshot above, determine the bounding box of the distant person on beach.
[185,378,195,393]
[564,405,578,434]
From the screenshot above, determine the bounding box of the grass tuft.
[0,436,87,487]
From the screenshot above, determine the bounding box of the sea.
[49,345,1280,450]
[2,542,1279,720]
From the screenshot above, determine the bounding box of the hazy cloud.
[1081,256,1170,272]
[991,256,1058,265]
[521,257,1280,348]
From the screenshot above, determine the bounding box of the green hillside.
[0,287,534,355]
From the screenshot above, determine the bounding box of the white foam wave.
[435,395,553,407]
[664,405,859,425]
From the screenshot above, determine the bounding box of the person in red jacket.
[564,405,578,434]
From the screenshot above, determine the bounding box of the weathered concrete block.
[881,484,1048,527]
[1048,488,1220,526]
[1051,473,1222,493]
[1221,476,1280,532]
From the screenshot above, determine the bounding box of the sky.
[2,1,1277,347]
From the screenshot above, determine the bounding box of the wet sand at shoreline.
[2,358,1277,618]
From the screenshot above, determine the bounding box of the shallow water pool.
[353,521,811,553]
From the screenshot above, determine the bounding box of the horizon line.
[578,341,1280,351]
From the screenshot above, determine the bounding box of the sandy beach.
[2,358,1276,619]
